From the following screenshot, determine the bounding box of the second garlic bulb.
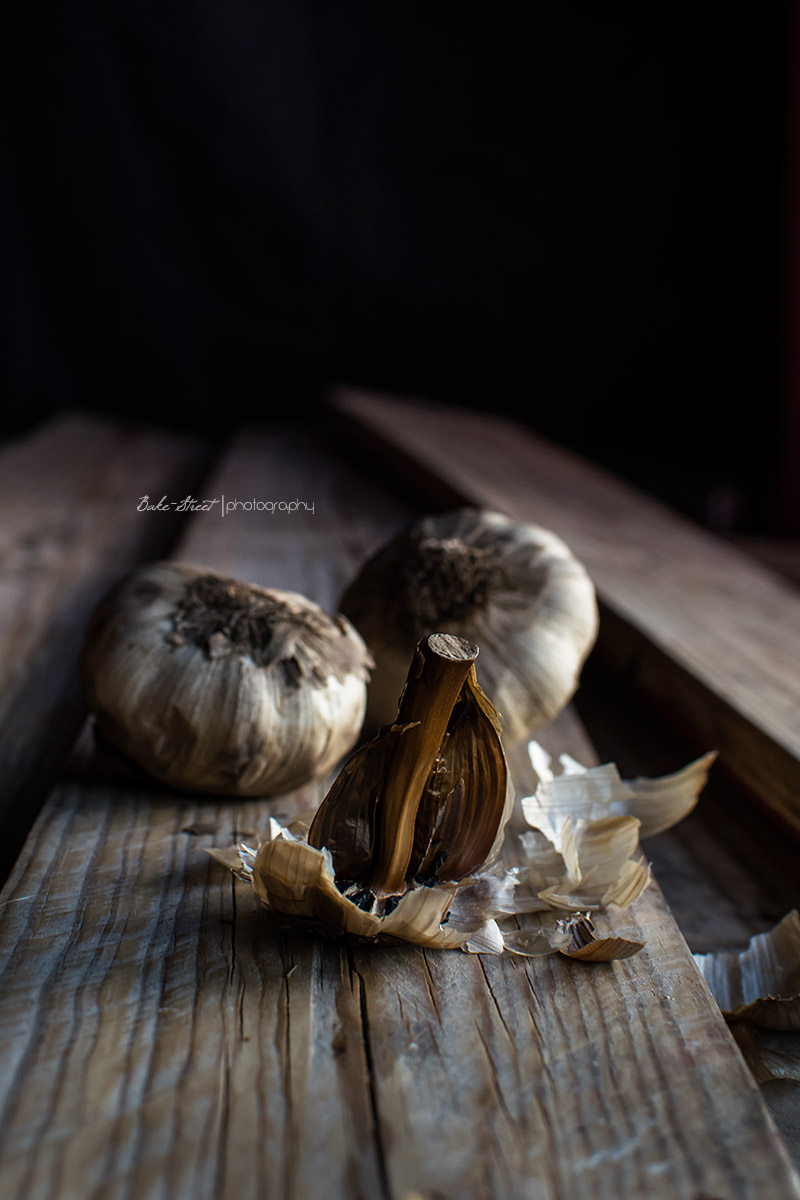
[340,508,598,742]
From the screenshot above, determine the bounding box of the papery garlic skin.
[517,742,714,918]
[694,910,800,1029]
[80,562,372,796]
[208,824,516,953]
[339,508,599,742]
[523,742,717,843]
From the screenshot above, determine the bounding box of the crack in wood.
[212,1050,232,1200]
[347,947,392,1200]
[280,935,296,1200]
[477,959,516,1049]
[420,948,443,1023]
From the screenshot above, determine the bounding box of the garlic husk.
[209,826,515,953]
[523,742,717,844]
[519,741,715,908]
[503,742,715,959]
[730,1024,800,1085]
[696,913,800,1089]
[694,911,800,1030]
[525,815,652,912]
[208,633,519,950]
[339,508,599,742]
[80,562,372,796]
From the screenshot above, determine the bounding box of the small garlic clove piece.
[501,911,645,962]
[557,914,645,962]
[81,562,372,796]
[209,634,518,951]
[339,508,599,741]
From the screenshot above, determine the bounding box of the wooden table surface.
[0,396,799,1200]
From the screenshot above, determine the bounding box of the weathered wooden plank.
[0,414,207,882]
[575,659,800,1175]
[0,428,798,1200]
[350,731,799,1200]
[333,388,800,838]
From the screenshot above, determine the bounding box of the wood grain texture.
[1,428,798,1200]
[0,414,207,881]
[574,659,800,1174]
[334,388,800,837]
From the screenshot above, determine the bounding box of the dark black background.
[3,3,791,529]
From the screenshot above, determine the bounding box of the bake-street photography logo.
[137,495,315,518]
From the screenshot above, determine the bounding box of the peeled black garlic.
[80,562,372,796]
[339,507,599,741]
[209,633,518,951]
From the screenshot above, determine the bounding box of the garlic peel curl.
[730,1024,800,1085]
[518,740,714,913]
[207,830,515,952]
[557,914,645,962]
[694,910,800,1030]
[504,743,714,961]
[519,805,651,915]
[500,911,645,962]
[524,742,717,843]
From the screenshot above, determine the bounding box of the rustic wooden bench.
[1,393,798,1199]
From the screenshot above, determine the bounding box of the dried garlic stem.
[365,633,478,897]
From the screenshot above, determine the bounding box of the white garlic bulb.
[80,562,372,796]
[340,508,598,743]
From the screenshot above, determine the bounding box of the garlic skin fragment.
[500,910,645,962]
[694,910,800,1030]
[523,742,716,844]
[531,815,651,912]
[80,562,372,796]
[730,1023,800,1085]
[507,743,714,958]
[339,508,599,742]
[208,825,514,953]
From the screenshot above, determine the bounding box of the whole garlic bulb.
[340,508,598,743]
[80,562,372,796]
